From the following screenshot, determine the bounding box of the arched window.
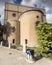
[13,39,15,44]
[25,39,28,44]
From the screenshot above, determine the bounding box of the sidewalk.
[0,46,52,65]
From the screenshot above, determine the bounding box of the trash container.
[26,49,34,63]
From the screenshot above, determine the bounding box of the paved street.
[0,45,52,65]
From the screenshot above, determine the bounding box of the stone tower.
[4,3,46,47]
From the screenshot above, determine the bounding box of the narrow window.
[13,39,15,44]
[25,39,28,44]
[36,21,40,26]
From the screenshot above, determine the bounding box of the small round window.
[12,13,16,17]
[36,16,39,18]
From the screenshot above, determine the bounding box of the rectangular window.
[13,39,15,44]
[25,39,28,44]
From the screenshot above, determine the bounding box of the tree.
[36,22,52,58]
[3,22,15,46]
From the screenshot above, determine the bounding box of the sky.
[0,0,52,24]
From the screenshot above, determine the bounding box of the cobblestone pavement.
[0,46,52,65]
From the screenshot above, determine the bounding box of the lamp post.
[23,39,27,53]
[0,15,1,18]
[0,15,3,46]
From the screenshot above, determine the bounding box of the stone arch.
[18,9,44,20]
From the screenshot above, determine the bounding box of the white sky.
[0,0,52,24]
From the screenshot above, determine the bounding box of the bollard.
[23,39,27,53]
[23,43,26,53]
[1,41,2,46]
[8,42,11,49]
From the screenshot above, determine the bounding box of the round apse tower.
[19,10,44,47]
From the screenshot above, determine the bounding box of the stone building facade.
[4,3,46,47]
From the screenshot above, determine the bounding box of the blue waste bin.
[26,49,34,57]
[26,49,34,62]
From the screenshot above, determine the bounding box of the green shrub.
[11,44,17,49]
[36,22,52,58]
